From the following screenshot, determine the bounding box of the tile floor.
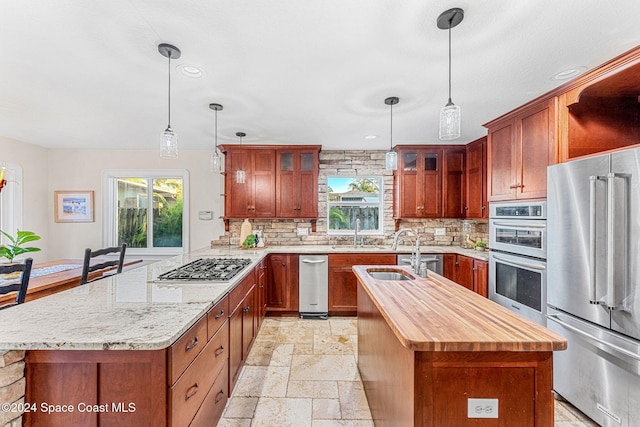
[217,317,599,427]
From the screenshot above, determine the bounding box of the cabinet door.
[466,137,487,218]
[256,260,267,329]
[225,150,252,217]
[456,255,474,291]
[328,266,358,314]
[252,150,276,217]
[266,254,299,312]
[242,287,255,360]
[487,120,517,201]
[443,253,457,281]
[228,306,243,391]
[421,150,442,217]
[516,99,556,200]
[297,151,318,217]
[473,259,488,297]
[442,147,466,218]
[398,150,421,217]
[276,150,319,218]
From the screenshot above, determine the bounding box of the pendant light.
[384,97,399,170]
[158,43,181,159]
[209,103,224,172]
[235,132,246,184]
[437,8,464,140]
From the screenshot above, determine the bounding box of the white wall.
[0,137,50,263]
[46,148,226,260]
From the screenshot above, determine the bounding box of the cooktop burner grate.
[157,258,252,281]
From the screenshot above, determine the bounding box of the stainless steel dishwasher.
[299,254,328,319]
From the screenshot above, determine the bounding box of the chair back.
[80,243,127,285]
[0,258,33,309]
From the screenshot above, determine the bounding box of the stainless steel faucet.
[391,228,414,250]
[353,218,361,247]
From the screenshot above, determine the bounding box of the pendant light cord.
[448,20,452,103]
[389,102,393,151]
[214,109,218,149]
[167,52,172,128]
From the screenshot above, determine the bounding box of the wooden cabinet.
[486,98,556,201]
[443,254,488,297]
[228,271,257,391]
[328,253,396,315]
[220,144,320,231]
[256,258,268,330]
[221,146,276,220]
[266,253,299,313]
[394,145,467,226]
[465,136,487,218]
[276,147,320,218]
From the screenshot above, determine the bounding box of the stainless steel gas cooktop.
[157,258,252,281]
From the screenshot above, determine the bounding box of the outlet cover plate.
[467,398,498,419]
[297,228,309,236]
[434,227,446,236]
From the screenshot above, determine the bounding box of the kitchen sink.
[367,269,414,281]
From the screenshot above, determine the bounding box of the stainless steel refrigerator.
[547,146,640,427]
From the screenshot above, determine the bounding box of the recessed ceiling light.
[364,135,377,140]
[178,64,204,78]
[551,66,587,80]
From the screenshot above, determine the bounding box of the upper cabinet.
[393,145,467,228]
[485,98,556,201]
[219,145,321,231]
[276,148,319,218]
[557,49,640,161]
[465,136,487,218]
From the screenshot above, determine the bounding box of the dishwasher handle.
[301,259,327,264]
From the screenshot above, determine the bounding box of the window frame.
[102,169,189,257]
[326,175,384,236]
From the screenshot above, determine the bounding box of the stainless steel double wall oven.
[489,201,547,325]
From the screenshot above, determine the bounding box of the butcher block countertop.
[352,265,567,352]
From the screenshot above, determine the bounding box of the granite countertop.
[0,244,487,351]
[352,265,566,352]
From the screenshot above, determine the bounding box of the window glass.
[327,177,383,234]
[105,170,188,256]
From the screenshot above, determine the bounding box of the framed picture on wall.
[54,190,94,223]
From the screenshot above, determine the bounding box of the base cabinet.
[328,254,396,315]
[266,254,299,313]
[443,254,488,297]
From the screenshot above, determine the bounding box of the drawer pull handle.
[215,390,225,403]
[215,346,225,357]
[185,336,199,352]
[185,383,199,400]
[215,310,225,319]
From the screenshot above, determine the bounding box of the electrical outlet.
[434,227,446,236]
[467,398,498,419]
[297,227,309,236]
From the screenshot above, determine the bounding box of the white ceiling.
[2,1,640,152]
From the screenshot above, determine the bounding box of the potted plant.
[474,241,487,251]
[0,229,41,263]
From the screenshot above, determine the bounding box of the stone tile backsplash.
[211,150,488,247]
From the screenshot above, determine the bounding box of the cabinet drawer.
[229,271,255,313]
[328,254,396,267]
[170,335,223,427]
[169,315,208,385]
[207,295,229,340]
[189,360,229,427]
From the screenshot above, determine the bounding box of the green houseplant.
[0,229,41,262]
[474,241,487,251]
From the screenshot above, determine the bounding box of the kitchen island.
[353,265,567,427]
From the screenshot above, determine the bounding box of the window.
[327,176,383,235]
[103,170,189,256]
[0,162,23,237]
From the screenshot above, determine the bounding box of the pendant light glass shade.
[384,96,399,171]
[209,103,224,172]
[437,8,463,141]
[235,132,246,184]
[439,100,461,140]
[158,43,181,159]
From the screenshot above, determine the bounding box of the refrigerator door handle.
[606,172,630,311]
[547,313,640,362]
[589,175,606,305]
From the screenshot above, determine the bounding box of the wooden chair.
[80,243,127,285]
[0,258,33,310]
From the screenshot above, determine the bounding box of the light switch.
[199,210,213,220]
